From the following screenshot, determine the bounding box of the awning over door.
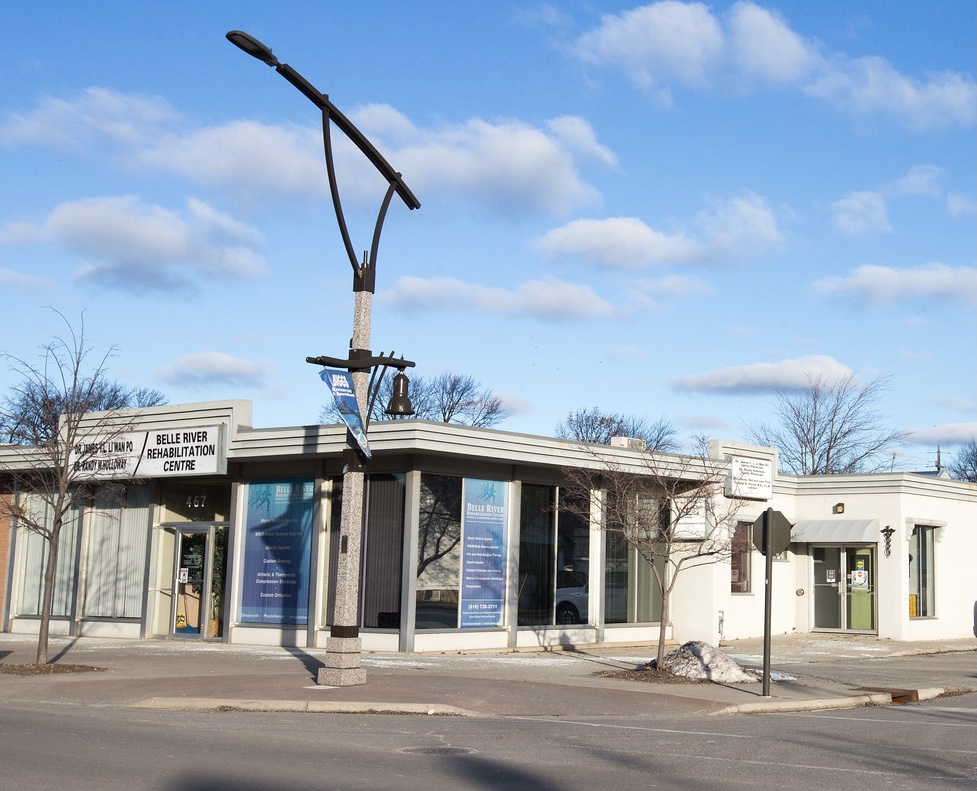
[791,519,880,543]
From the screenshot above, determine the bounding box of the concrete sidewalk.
[0,633,973,718]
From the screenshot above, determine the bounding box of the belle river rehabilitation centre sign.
[69,425,225,479]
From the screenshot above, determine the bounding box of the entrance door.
[171,526,227,638]
[813,545,876,632]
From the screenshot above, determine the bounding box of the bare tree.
[561,439,744,669]
[320,371,509,428]
[0,313,164,664]
[556,407,679,453]
[947,439,977,482]
[746,373,908,475]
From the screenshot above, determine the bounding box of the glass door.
[813,546,842,629]
[174,531,207,636]
[846,546,875,632]
[812,545,876,632]
[171,526,227,638]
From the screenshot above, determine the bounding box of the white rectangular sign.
[71,425,224,479]
[727,456,773,500]
[673,497,708,540]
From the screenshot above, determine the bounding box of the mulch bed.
[0,663,104,676]
[598,667,705,684]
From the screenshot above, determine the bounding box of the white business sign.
[726,456,773,500]
[673,497,708,540]
[71,425,225,479]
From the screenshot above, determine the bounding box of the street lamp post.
[227,30,420,686]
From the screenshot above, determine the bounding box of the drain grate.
[399,746,475,756]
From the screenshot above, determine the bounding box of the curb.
[130,697,477,717]
[712,691,892,716]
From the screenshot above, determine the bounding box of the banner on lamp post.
[319,368,371,458]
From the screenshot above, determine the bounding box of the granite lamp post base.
[317,636,367,686]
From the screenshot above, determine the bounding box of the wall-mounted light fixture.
[832,503,845,514]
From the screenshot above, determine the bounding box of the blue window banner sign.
[459,478,508,628]
[319,368,371,458]
[240,479,315,625]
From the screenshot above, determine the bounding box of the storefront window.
[604,532,661,623]
[518,484,556,625]
[415,474,463,629]
[84,485,152,618]
[909,525,935,617]
[16,493,80,617]
[730,522,752,593]
[362,473,406,629]
[518,485,590,626]
[239,479,314,626]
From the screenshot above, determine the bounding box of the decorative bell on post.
[384,371,414,417]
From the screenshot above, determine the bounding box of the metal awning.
[791,519,880,543]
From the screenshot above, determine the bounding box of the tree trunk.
[656,590,670,669]
[35,524,60,665]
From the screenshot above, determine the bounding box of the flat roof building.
[2,400,974,652]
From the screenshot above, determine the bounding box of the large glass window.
[240,479,314,626]
[603,532,661,623]
[519,485,590,626]
[730,522,752,593]
[362,473,406,629]
[909,526,935,617]
[16,493,81,617]
[415,474,463,629]
[518,484,556,625]
[84,485,152,618]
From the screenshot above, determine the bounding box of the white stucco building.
[2,400,974,652]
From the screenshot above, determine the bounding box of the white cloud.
[806,56,976,131]
[0,266,55,290]
[928,395,976,415]
[812,263,977,305]
[727,1,820,83]
[497,393,534,416]
[12,195,266,294]
[535,217,703,268]
[155,352,269,390]
[670,354,855,393]
[536,191,780,269]
[136,120,328,200]
[830,191,890,236]
[572,2,975,130]
[575,1,724,90]
[697,190,782,249]
[0,87,179,151]
[946,192,977,216]
[545,115,618,167]
[884,165,944,199]
[386,113,607,215]
[3,87,612,216]
[380,275,616,320]
[906,422,977,446]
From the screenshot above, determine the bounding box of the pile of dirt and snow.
[647,641,758,683]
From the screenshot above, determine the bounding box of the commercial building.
[2,399,974,651]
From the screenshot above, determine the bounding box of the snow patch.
[652,641,758,683]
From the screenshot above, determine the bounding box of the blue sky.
[1,1,974,470]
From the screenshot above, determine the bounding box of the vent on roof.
[610,437,645,449]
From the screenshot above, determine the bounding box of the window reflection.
[415,474,463,629]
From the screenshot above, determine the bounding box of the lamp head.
[384,371,414,417]
[226,30,280,67]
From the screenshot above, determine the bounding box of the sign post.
[752,508,792,696]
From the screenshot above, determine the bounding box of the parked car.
[555,570,629,624]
